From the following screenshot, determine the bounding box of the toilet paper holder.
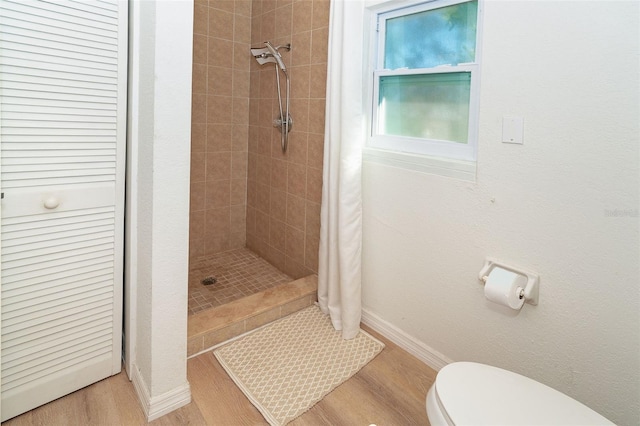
[478,258,539,305]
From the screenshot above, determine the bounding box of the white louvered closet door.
[0,0,127,421]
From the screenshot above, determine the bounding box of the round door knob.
[44,197,60,209]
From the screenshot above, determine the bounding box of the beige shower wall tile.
[190,181,206,212]
[257,154,271,183]
[194,3,208,35]
[248,126,259,154]
[277,0,293,9]
[287,163,307,198]
[311,0,330,30]
[275,3,293,38]
[192,93,207,124]
[192,122,207,153]
[236,0,252,17]
[206,206,231,235]
[307,98,325,133]
[230,230,247,249]
[249,70,261,99]
[246,205,257,235]
[231,178,247,205]
[309,63,326,98]
[247,152,258,181]
[286,131,308,166]
[230,205,247,234]
[256,183,271,213]
[193,63,208,94]
[193,34,208,65]
[262,0,277,14]
[190,211,206,258]
[265,246,286,275]
[259,68,276,99]
[261,9,276,41]
[258,98,273,129]
[232,125,249,152]
[307,131,323,169]
[250,12,262,44]
[269,218,286,252]
[304,231,319,272]
[271,159,287,191]
[207,95,233,124]
[290,65,310,99]
[191,151,206,183]
[210,0,235,13]
[285,225,305,263]
[209,38,234,66]
[310,26,329,64]
[234,14,251,44]
[291,31,311,66]
[284,256,313,280]
[209,8,234,40]
[233,70,250,98]
[289,98,309,133]
[306,166,322,203]
[247,178,257,208]
[270,188,287,220]
[232,97,250,124]
[286,193,306,230]
[207,124,232,152]
[206,152,232,181]
[205,179,231,209]
[292,1,313,35]
[255,210,270,241]
[305,200,321,239]
[231,151,248,179]
[234,42,252,70]
[208,66,233,97]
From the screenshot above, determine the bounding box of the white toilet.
[426,362,614,425]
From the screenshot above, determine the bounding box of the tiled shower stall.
[189,0,329,313]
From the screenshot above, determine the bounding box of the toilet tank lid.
[435,362,614,426]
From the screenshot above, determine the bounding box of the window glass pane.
[384,1,477,69]
[378,73,471,144]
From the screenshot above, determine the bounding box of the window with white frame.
[369,0,481,163]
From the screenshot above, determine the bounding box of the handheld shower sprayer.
[250,42,290,73]
[250,41,293,153]
[264,41,288,73]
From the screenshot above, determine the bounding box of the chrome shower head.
[251,41,289,72]
[264,41,287,72]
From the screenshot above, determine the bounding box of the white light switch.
[502,116,524,144]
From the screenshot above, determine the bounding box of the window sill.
[362,147,476,182]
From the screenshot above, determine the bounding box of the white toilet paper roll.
[484,267,527,310]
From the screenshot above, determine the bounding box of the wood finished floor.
[3,325,436,426]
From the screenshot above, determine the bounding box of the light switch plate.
[502,116,524,144]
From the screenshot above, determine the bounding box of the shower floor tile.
[188,248,292,315]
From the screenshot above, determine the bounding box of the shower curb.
[187,275,318,357]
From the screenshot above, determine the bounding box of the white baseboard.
[361,308,453,371]
[131,365,192,422]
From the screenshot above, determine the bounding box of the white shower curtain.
[318,0,366,340]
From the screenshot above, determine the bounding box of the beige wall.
[190,0,329,279]
[362,2,639,424]
[190,0,253,258]
[246,0,329,278]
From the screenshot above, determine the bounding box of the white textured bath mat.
[213,305,385,426]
